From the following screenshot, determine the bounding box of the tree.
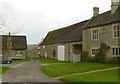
[0,14,22,35]
[95,42,110,63]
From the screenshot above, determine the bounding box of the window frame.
[43,45,45,49]
[113,25,120,38]
[112,47,120,57]
[16,50,23,56]
[91,48,99,56]
[91,29,99,41]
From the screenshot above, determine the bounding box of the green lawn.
[40,62,117,77]
[39,57,66,64]
[60,69,118,83]
[0,67,11,74]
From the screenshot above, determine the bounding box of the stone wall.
[83,22,120,59]
[40,44,58,59]
[40,41,81,62]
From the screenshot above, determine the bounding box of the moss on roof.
[40,20,88,45]
[84,6,120,29]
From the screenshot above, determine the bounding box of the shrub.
[95,42,110,63]
[81,51,89,62]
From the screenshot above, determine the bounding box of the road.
[2,60,62,83]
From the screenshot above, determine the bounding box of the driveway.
[2,60,63,83]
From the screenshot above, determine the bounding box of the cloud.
[0,0,111,44]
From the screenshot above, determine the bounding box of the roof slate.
[40,6,120,45]
[40,20,88,45]
[1,35,27,50]
[11,36,27,50]
[84,6,120,29]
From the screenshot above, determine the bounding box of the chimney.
[111,0,120,14]
[93,7,99,17]
[8,32,11,43]
[9,32,10,36]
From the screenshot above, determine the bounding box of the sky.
[0,0,112,44]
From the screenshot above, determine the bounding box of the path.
[2,60,63,83]
[55,67,118,79]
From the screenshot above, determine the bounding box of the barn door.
[58,45,65,61]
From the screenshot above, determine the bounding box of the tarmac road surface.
[2,60,63,83]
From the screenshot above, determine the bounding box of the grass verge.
[40,62,117,77]
[0,66,11,74]
[60,69,118,83]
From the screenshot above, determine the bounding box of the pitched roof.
[1,35,27,50]
[40,20,88,45]
[84,6,120,29]
[11,36,27,50]
[40,5,120,45]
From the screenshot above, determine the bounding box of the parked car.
[0,55,12,64]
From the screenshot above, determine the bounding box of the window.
[43,45,45,49]
[16,50,23,56]
[91,49,99,56]
[45,52,47,58]
[112,48,120,56]
[92,29,99,40]
[113,25,120,37]
[37,46,40,50]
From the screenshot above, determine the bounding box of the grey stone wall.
[40,41,81,62]
[40,44,58,59]
[83,22,120,58]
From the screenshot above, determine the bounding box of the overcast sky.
[0,0,111,44]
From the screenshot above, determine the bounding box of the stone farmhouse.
[39,0,120,62]
[0,33,27,59]
[83,1,120,62]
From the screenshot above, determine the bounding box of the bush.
[81,51,89,62]
[95,42,110,63]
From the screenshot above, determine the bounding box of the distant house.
[0,33,27,59]
[26,44,40,58]
[39,0,120,62]
[83,1,120,62]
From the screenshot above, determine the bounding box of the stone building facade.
[40,20,87,62]
[39,0,120,62]
[0,34,27,59]
[83,1,120,61]
[40,41,82,62]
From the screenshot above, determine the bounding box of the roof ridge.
[50,19,89,32]
[82,17,94,29]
